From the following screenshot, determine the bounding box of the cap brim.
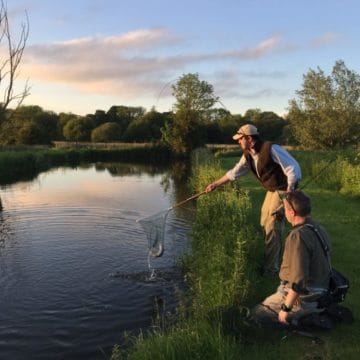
[232,133,241,140]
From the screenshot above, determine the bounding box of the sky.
[3,0,360,116]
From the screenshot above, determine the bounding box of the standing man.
[250,191,330,326]
[206,124,301,277]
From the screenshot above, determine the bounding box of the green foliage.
[288,60,360,149]
[63,117,94,141]
[0,105,59,145]
[57,112,80,140]
[111,320,241,360]
[185,183,257,313]
[290,148,360,196]
[91,122,122,142]
[0,144,171,185]
[338,154,360,195]
[91,109,108,127]
[107,105,146,135]
[114,148,359,359]
[206,109,243,144]
[205,109,287,145]
[113,149,261,359]
[123,109,168,142]
[251,111,287,142]
[162,73,218,156]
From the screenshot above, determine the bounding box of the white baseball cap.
[232,124,259,140]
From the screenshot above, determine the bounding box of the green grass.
[113,148,359,360]
[218,151,360,360]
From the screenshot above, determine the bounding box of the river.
[0,162,192,359]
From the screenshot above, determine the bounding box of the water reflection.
[0,161,193,360]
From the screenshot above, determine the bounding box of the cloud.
[20,29,293,102]
[239,88,289,99]
[310,32,340,48]
[220,35,283,59]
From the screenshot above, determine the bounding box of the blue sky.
[5,0,360,116]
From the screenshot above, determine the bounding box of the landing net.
[137,209,170,257]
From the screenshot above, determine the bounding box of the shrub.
[91,122,122,142]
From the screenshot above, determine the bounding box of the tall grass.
[111,149,262,359]
[113,147,360,360]
[291,149,360,196]
[185,165,259,314]
[112,320,243,360]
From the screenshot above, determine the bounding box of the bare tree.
[0,0,30,124]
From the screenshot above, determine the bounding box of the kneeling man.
[251,191,330,326]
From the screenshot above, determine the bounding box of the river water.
[0,162,192,359]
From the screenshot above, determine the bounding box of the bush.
[338,155,360,196]
[91,122,122,142]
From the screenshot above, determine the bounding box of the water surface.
[0,163,192,359]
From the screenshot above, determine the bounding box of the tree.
[123,108,168,142]
[106,105,145,138]
[91,122,121,142]
[244,108,262,122]
[205,108,241,144]
[162,73,218,156]
[288,60,360,149]
[58,112,80,140]
[0,1,30,125]
[252,111,287,142]
[63,117,94,142]
[91,109,108,127]
[0,105,58,144]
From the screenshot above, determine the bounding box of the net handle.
[169,190,207,210]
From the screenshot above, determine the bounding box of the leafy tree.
[244,108,262,122]
[205,109,241,144]
[91,122,121,142]
[86,110,108,128]
[218,113,245,143]
[162,73,218,156]
[123,109,169,142]
[288,60,360,149]
[0,105,58,144]
[106,105,145,137]
[63,116,94,142]
[252,111,287,142]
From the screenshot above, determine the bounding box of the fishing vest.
[243,141,287,191]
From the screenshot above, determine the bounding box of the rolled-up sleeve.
[271,145,301,190]
[226,155,250,180]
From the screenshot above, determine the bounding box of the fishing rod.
[168,191,207,211]
[272,159,333,215]
[297,160,333,191]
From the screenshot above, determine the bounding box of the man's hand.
[206,183,216,193]
[205,175,230,193]
[278,310,289,324]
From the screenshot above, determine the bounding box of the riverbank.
[0,144,171,185]
[111,147,359,359]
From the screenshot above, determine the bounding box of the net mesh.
[137,209,170,257]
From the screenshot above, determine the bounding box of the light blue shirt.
[226,144,301,190]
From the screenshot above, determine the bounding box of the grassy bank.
[112,148,359,360]
[0,144,171,185]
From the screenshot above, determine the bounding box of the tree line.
[0,61,359,157]
[0,103,286,145]
[0,2,358,157]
